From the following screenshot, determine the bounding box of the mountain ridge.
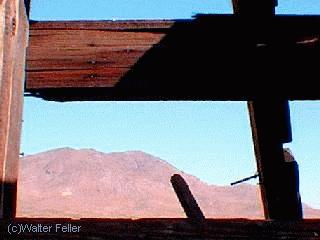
[17,148,320,219]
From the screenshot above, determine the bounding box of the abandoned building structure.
[0,0,320,238]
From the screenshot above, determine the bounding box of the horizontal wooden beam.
[26,20,173,94]
[25,15,320,101]
[1,218,320,239]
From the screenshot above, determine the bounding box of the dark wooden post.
[248,101,302,220]
[24,0,31,17]
[171,174,205,222]
[231,0,303,220]
[232,0,277,16]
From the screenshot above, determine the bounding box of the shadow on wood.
[171,174,205,223]
[248,101,302,220]
[0,0,29,219]
[1,218,320,239]
[25,15,320,101]
[0,182,17,219]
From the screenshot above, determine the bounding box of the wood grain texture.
[25,16,320,100]
[26,20,173,89]
[0,0,28,218]
[1,218,320,239]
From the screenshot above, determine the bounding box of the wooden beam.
[25,16,320,101]
[26,20,173,89]
[1,218,320,239]
[233,0,303,221]
[170,174,205,222]
[24,0,31,18]
[232,0,277,16]
[0,0,29,219]
[248,101,302,220]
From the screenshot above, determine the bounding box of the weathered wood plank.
[26,21,171,90]
[235,1,303,221]
[171,174,205,222]
[1,218,320,239]
[29,20,175,30]
[248,101,303,220]
[0,0,29,219]
[25,16,320,101]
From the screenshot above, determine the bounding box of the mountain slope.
[16,148,320,219]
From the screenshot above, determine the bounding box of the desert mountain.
[16,148,320,219]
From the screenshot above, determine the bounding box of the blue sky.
[30,0,320,20]
[22,1,320,210]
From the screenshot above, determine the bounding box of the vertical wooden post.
[232,0,277,16]
[24,0,31,17]
[248,101,302,220]
[0,0,29,219]
[231,0,303,220]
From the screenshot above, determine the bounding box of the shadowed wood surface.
[238,1,303,221]
[25,15,320,101]
[0,0,28,218]
[26,20,173,89]
[23,0,31,17]
[248,101,302,220]
[171,174,205,222]
[1,218,320,239]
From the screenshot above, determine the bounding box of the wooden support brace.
[171,174,205,223]
[0,0,29,219]
[248,101,302,220]
[232,0,303,221]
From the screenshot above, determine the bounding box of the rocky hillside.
[16,148,320,219]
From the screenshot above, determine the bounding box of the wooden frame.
[2,218,320,239]
[25,15,320,101]
[1,0,320,238]
[0,0,29,219]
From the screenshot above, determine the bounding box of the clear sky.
[22,0,320,210]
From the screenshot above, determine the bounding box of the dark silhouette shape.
[248,101,303,220]
[170,174,205,223]
[24,0,31,17]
